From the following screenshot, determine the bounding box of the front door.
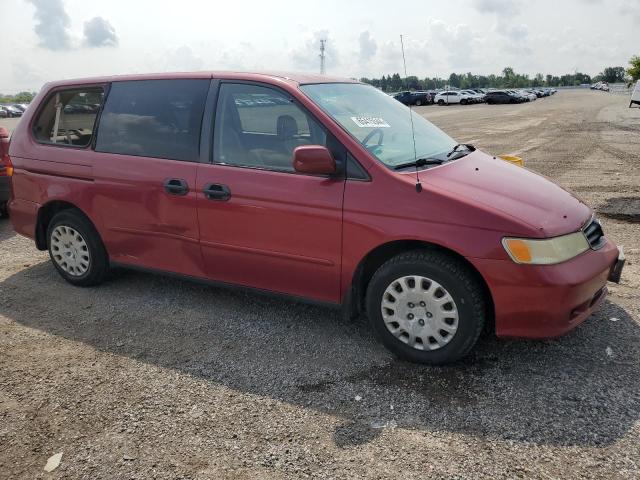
[196,82,345,303]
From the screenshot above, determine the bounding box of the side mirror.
[293,145,336,175]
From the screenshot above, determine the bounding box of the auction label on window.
[350,116,390,128]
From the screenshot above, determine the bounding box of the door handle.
[164,178,189,196]
[203,183,231,201]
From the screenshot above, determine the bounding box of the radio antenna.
[400,34,421,193]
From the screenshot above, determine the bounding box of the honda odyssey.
[6,72,624,364]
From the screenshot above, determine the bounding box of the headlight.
[502,232,590,265]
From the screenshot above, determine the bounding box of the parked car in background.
[630,80,640,108]
[412,91,435,105]
[434,90,474,105]
[5,105,23,117]
[0,107,8,119]
[505,90,529,102]
[461,90,485,103]
[393,91,432,106]
[485,90,525,104]
[2,105,23,117]
[519,90,537,101]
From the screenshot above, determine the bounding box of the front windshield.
[300,83,457,169]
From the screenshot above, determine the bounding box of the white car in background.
[461,90,485,103]
[434,90,474,105]
[519,90,537,101]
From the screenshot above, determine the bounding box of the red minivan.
[6,72,625,364]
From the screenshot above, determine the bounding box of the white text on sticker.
[350,116,390,128]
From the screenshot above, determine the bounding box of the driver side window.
[214,83,327,172]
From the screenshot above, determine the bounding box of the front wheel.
[366,250,487,364]
[437,99,445,106]
[47,210,109,286]
[415,99,423,106]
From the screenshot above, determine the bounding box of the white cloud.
[26,0,72,50]
[428,20,477,69]
[472,0,522,17]
[495,21,532,55]
[358,31,377,63]
[83,17,118,48]
[160,46,204,72]
[11,59,47,89]
[620,1,640,21]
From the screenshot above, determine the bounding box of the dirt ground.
[1,90,639,479]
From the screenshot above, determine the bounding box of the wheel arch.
[347,240,495,332]
[35,200,94,250]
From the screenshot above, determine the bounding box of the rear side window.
[95,79,209,161]
[33,88,104,147]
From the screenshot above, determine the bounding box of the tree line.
[361,64,636,92]
[0,91,37,104]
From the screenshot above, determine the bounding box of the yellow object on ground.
[499,154,525,167]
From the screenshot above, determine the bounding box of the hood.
[420,150,591,238]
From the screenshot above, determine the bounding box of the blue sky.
[0,0,638,92]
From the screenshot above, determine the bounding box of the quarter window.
[32,88,104,147]
[95,79,209,161]
[214,83,327,172]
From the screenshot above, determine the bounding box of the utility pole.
[319,39,326,75]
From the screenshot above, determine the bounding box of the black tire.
[47,209,109,286]
[415,99,423,106]
[0,202,7,218]
[461,99,468,105]
[366,249,487,365]
[437,99,445,106]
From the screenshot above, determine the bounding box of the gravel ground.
[1,90,639,479]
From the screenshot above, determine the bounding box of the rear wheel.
[461,99,468,105]
[366,250,487,364]
[415,99,423,106]
[47,210,109,286]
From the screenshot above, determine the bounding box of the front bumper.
[471,239,621,338]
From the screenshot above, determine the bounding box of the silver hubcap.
[381,275,459,351]
[50,225,90,276]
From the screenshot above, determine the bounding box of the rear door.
[195,82,346,303]
[92,78,209,277]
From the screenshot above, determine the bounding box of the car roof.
[43,71,360,89]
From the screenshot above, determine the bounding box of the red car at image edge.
[3,71,625,364]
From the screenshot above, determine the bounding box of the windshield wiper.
[446,143,476,158]
[393,158,444,170]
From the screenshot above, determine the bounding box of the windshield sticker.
[350,116,390,128]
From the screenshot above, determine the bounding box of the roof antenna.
[400,34,421,193]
